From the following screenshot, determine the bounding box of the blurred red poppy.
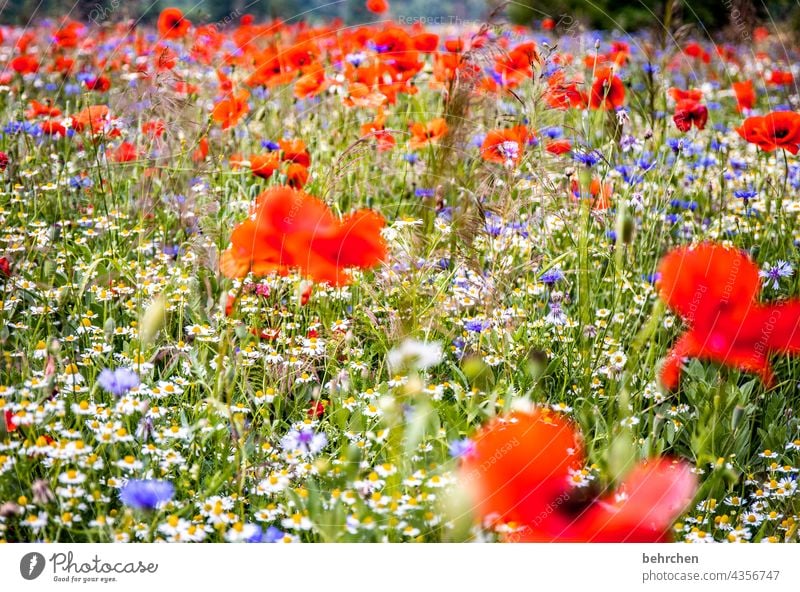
[590,68,625,110]
[158,8,191,40]
[546,139,571,155]
[220,186,386,286]
[109,142,138,163]
[72,105,112,135]
[768,70,793,86]
[673,99,708,132]
[668,87,702,102]
[212,89,250,130]
[10,55,39,74]
[657,242,800,389]
[481,125,530,166]
[409,118,448,150]
[736,111,800,154]
[732,81,755,112]
[366,0,389,14]
[249,153,280,179]
[460,409,696,542]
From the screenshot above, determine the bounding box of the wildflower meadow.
[2,1,800,546]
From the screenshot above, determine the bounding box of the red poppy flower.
[412,33,439,52]
[249,153,280,179]
[52,56,75,75]
[10,55,39,75]
[40,120,67,136]
[211,89,250,130]
[480,125,530,166]
[4,409,16,433]
[283,43,319,72]
[445,38,465,53]
[308,400,327,418]
[109,142,138,163]
[0,152,8,172]
[285,163,310,188]
[494,42,539,87]
[668,87,703,102]
[54,21,82,48]
[0,256,10,277]
[192,137,209,163]
[590,68,625,110]
[546,139,572,155]
[682,42,710,63]
[366,0,389,14]
[25,100,61,119]
[142,119,166,138]
[732,81,755,112]
[459,409,696,542]
[673,99,708,132]
[220,186,386,286]
[279,139,311,167]
[294,65,329,99]
[736,111,800,154]
[409,118,448,150]
[768,70,793,86]
[657,242,800,389]
[85,76,111,92]
[72,105,111,134]
[361,113,396,152]
[158,8,191,40]
[570,177,612,210]
[544,71,587,110]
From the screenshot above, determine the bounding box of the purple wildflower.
[119,479,174,510]
[97,368,140,397]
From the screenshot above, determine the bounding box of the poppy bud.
[0,257,10,278]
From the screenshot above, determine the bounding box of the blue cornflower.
[730,157,748,172]
[448,438,476,458]
[119,479,175,510]
[760,261,794,290]
[540,266,564,285]
[261,140,280,151]
[734,188,758,203]
[667,138,684,153]
[573,149,602,167]
[69,176,93,189]
[97,368,140,397]
[615,165,642,185]
[464,319,491,333]
[281,427,327,457]
[484,213,504,237]
[542,126,562,139]
[636,154,655,171]
[262,526,285,543]
[642,63,659,75]
[415,188,435,198]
